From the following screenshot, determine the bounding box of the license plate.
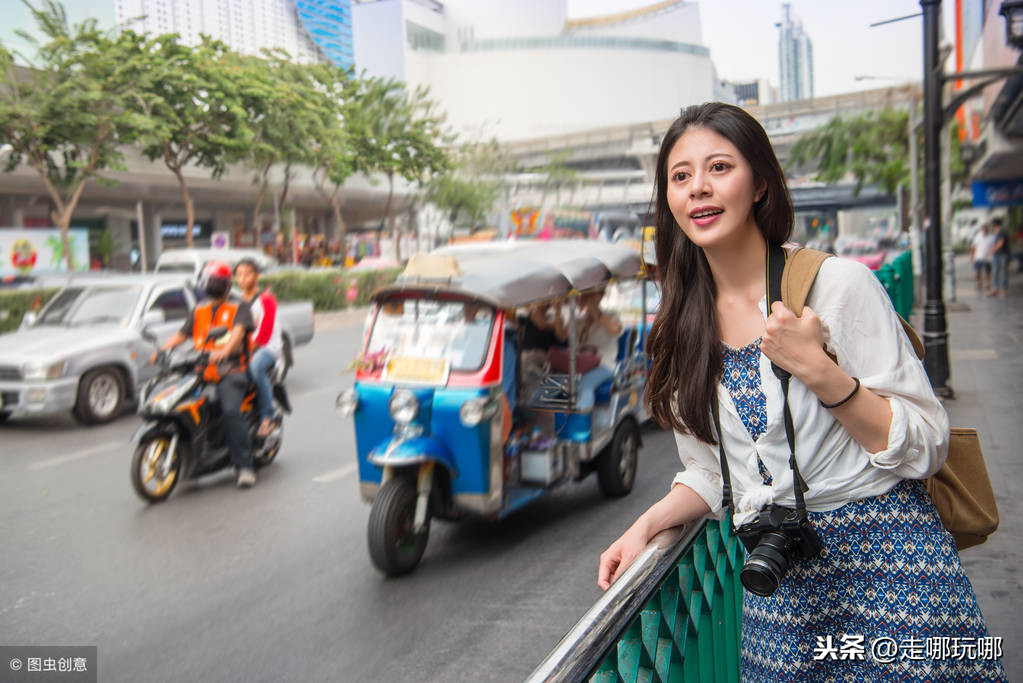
[382,357,449,384]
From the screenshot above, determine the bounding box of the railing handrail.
[525,520,708,683]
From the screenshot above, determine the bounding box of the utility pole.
[920,0,952,396]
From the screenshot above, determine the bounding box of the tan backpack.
[782,247,998,551]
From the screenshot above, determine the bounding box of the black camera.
[735,504,823,597]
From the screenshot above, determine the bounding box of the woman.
[597,103,1004,681]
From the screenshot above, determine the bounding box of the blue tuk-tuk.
[336,240,652,575]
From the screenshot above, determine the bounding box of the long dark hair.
[645,102,793,444]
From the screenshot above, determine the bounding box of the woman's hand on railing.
[598,522,650,590]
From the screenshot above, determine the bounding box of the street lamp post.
[919,0,952,396]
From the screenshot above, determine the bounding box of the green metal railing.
[527,516,744,683]
[875,251,915,321]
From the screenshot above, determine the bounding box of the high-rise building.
[776,3,813,102]
[115,0,354,68]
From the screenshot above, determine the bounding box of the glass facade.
[294,0,355,69]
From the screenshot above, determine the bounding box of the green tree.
[348,76,450,261]
[127,33,252,248]
[788,107,963,196]
[0,1,150,271]
[539,150,579,208]
[427,138,509,235]
[308,63,356,260]
[238,52,334,247]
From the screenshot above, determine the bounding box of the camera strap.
[712,243,810,514]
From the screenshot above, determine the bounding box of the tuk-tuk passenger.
[572,288,622,411]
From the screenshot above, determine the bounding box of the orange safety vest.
[192,300,250,383]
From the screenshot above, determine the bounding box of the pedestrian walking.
[988,216,1010,297]
[596,102,1006,681]
[971,222,997,291]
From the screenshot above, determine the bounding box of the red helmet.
[199,260,232,299]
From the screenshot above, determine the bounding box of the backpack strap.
[780,245,925,361]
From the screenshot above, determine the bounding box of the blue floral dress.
[721,339,1006,682]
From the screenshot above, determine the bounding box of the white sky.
[567,0,955,96]
[2,0,953,98]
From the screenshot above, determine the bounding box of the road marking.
[28,441,122,470]
[313,463,358,483]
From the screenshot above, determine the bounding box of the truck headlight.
[388,389,419,424]
[336,388,358,417]
[23,360,66,382]
[459,397,490,427]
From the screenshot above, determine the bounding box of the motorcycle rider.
[234,258,282,439]
[149,260,258,488]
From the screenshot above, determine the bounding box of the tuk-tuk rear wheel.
[597,420,639,498]
[368,476,431,577]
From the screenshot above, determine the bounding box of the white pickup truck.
[0,273,313,424]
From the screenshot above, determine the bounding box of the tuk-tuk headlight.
[459,397,490,427]
[336,388,358,417]
[388,389,419,424]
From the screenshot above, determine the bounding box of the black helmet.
[200,260,232,299]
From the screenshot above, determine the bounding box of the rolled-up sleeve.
[670,430,727,519]
[819,259,950,479]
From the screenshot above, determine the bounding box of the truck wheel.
[74,367,125,424]
[368,477,430,576]
[131,436,180,502]
[597,420,639,498]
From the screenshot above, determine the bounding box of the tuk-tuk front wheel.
[368,476,431,576]
[597,420,639,498]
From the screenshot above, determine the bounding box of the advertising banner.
[0,228,90,276]
[972,178,1023,207]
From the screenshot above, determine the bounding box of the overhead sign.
[0,228,90,276]
[972,179,1023,207]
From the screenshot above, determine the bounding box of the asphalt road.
[0,320,681,682]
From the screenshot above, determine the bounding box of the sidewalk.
[925,256,1022,679]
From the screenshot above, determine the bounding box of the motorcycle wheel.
[131,436,181,503]
[367,477,430,577]
[597,420,639,498]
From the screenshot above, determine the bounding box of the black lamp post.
[917,1,1023,396]
[919,0,951,396]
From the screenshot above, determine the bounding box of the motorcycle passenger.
[150,260,258,489]
[234,258,282,439]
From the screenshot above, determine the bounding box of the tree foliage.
[0,0,151,270]
[347,77,450,260]
[788,107,963,197]
[126,32,252,247]
[427,138,509,234]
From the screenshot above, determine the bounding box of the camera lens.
[740,531,792,597]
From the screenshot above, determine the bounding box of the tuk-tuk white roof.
[373,240,644,309]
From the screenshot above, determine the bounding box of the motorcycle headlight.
[23,360,67,382]
[336,388,358,417]
[459,397,490,427]
[151,377,198,414]
[388,389,419,425]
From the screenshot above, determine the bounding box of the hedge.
[0,288,61,334]
[0,267,402,334]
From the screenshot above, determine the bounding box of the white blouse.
[671,255,950,526]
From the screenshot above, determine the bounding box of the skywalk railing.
[527,515,744,683]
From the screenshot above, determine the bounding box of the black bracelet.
[820,377,860,409]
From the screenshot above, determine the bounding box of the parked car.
[0,273,314,424]
[154,248,277,278]
[838,240,886,271]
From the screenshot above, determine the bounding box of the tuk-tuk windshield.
[367,299,495,373]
